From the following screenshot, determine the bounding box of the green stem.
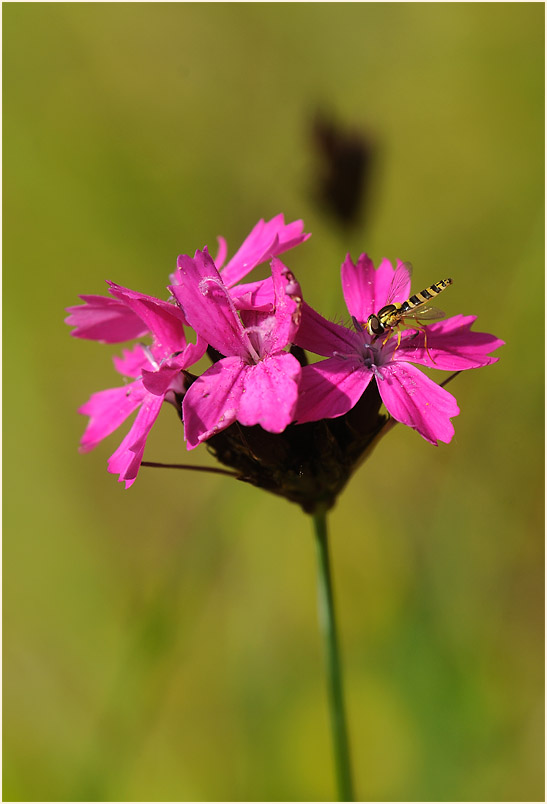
[313,508,355,801]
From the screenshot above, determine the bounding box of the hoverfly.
[365,262,453,355]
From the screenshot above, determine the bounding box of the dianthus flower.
[293,253,504,444]
[170,249,303,448]
[65,214,309,486]
[67,218,504,498]
[67,214,309,343]
[69,283,205,487]
[216,213,309,289]
[170,213,309,310]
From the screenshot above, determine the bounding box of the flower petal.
[107,282,188,357]
[141,364,184,396]
[182,356,246,449]
[107,393,165,488]
[78,382,147,452]
[65,295,149,343]
[213,236,228,270]
[171,249,247,358]
[220,214,310,287]
[340,253,377,321]
[377,362,459,444]
[170,236,229,286]
[341,254,410,321]
[376,258,411,307]
[295,356,372,423]
[238,352,301,432]
[394,315,505,370]
[270,259,303,346]
[230,277,275,312]
[113,344,154,378]
[173,334,209,369]
[240,259,303,355]
[293,301,361,357]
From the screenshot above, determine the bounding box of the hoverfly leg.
[425,330,436,365]
[416,320,436,365]
[385,326,402,361]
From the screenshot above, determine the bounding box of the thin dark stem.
[141,461,240,478]
[312,508,355,801]
[440,370,462,388]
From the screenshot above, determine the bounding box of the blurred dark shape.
[311,111,375,232]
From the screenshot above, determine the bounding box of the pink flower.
[170,249,303,448]
[65,291,190,342]
[75,283,205,487]
[67,214,308,485]
[67,213,504,506]
[294,254,504,444]
[217,213,310,288]
[65,294,152,343]
[170,214,310,312]
[68,214,309,343]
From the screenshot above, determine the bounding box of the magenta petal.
[378,362,459,445]
[171,249,247,358]
[79,382,146,452]
[268,258,302,347]
[112,337,205,381]
[340,253,378,321]
[293,302,361,357]
[169,236,228,286]
[220,214,310,287]
[107,393,164,488]
[107,282,187,357]
[182,356,245,449]
[230,277,275,312]
[141,364,182,396]
[341,255,410,321]
[113,344,152,378]
[65,295,149,343]
[238,353,301,432]
[394,315,505,370]
[243,259,302,354]
[375,257,411,307]
[295,357,372,423]
[214,236,228,270]
[173,334,209,370]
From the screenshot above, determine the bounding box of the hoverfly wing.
[403,305,446,321]
[384,261,413,306]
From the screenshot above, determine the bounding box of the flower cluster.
[66,215,503,510]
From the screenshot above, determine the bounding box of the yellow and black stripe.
[399,278,453,313]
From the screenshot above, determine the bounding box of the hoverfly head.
[366,314,384,336]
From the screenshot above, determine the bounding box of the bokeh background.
[3,3,544,802]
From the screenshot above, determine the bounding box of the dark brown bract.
[205,381,387,513]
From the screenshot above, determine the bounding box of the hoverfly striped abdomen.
[400,278,453,314]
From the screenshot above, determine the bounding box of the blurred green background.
[3,3,544,802]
